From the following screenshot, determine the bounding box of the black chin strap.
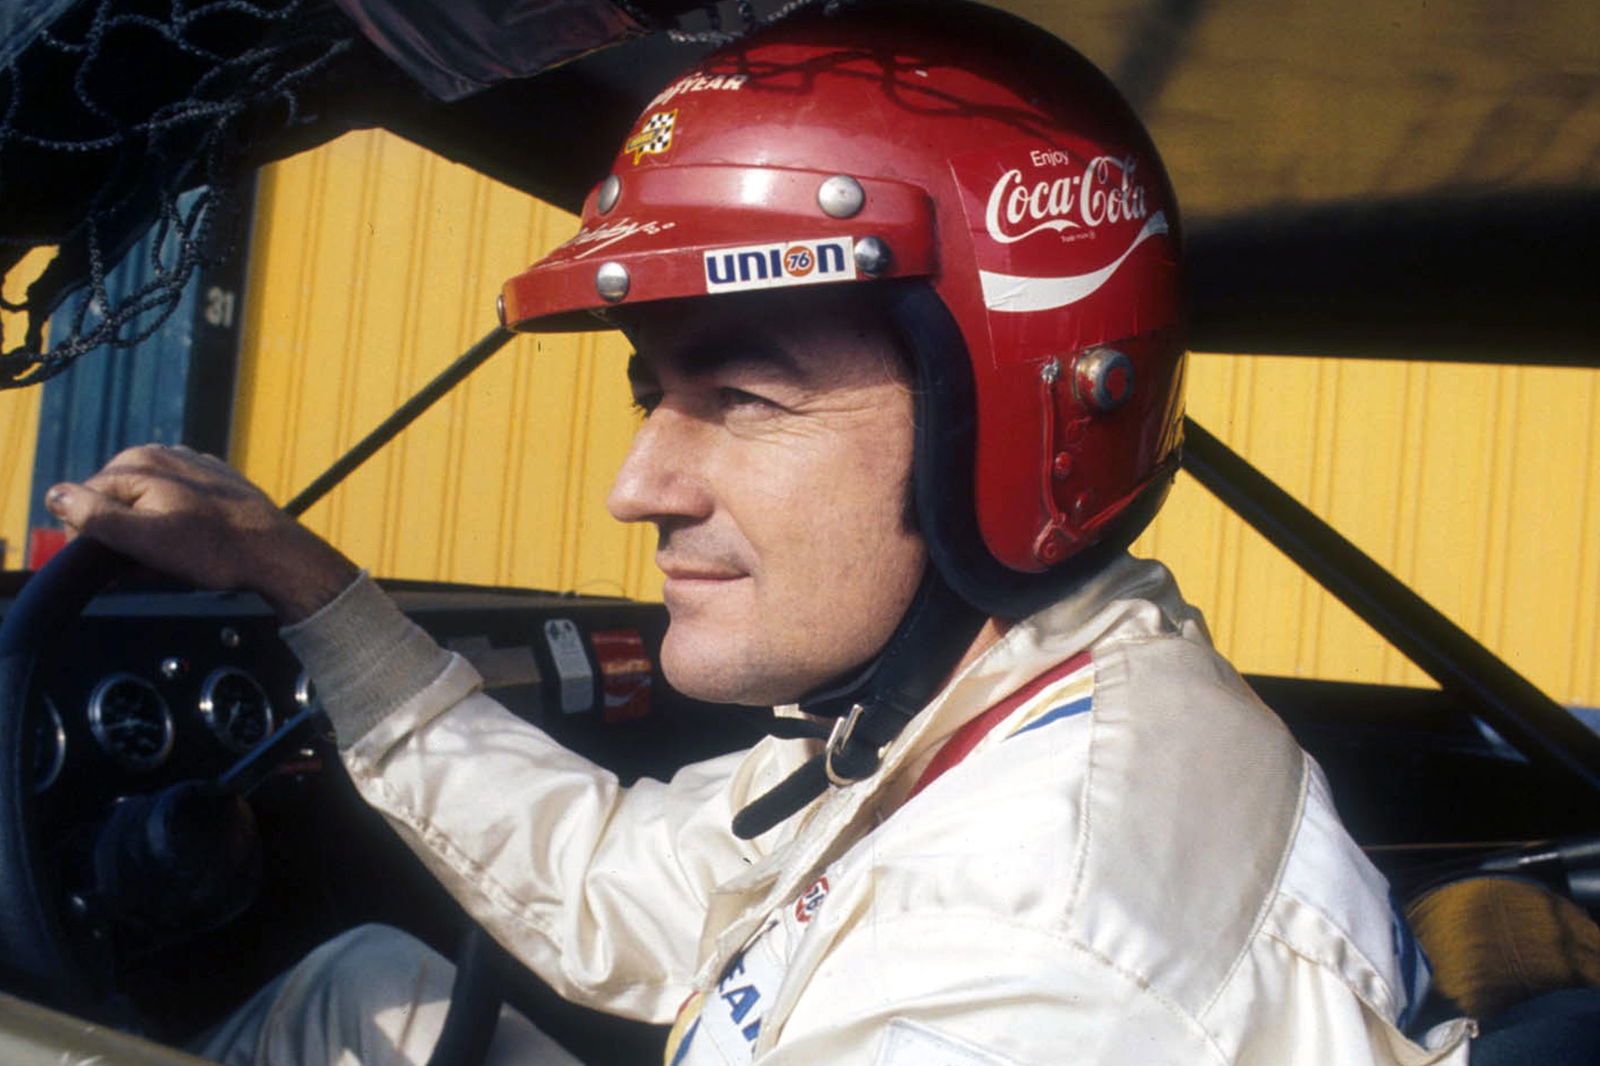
[731,572,987,839]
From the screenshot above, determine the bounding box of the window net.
[0,0,848,391]
[0,0,356,389]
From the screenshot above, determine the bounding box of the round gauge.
[32,698,66,793]
[294,670,318,713]
[88,674,175,771]
[199,668,276,753]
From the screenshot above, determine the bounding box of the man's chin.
[658,632,794,708]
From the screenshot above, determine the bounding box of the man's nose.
[607,410,712,524]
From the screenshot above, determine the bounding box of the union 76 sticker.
[703,237,856,294]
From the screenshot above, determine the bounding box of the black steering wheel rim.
[1,536,508,1062]
[0,536,131,1010]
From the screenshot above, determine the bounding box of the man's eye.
[717,387,773,410]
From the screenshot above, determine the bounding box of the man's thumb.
[44,482,131,538]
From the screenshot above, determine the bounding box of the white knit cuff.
[280,572,454,748]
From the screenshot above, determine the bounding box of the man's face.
[607,292,926,707]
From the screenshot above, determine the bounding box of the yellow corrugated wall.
[232,130,654,601]
[0,382,40,571]
[1140,358,1600,703]
[1,248,53,571]
[233,130,1599,707]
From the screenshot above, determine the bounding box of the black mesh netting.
[0,0,852,391]
[0,0,355,389]
[656,0,847,45]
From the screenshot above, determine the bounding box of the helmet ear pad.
[884,282,1176,621]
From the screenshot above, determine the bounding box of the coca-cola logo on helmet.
[983,151,1150,244]
[952,141,1172,321]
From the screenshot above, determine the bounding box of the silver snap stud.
[853,236,892,276]
[596,175,622,215]
[818,175,866,219]
[1072,348,1135,412]
[595,262,631,303]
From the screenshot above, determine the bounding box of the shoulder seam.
[1058,929,1233,1064]
[1199,747,1311,1019]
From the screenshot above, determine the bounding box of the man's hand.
[43,444,360,623]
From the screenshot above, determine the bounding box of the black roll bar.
[1182,416,1600,796]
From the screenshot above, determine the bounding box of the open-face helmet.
[501,0,1185,619]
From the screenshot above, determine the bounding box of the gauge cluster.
[26,594,314,801]
[17,582,753,812]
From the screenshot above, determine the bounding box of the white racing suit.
[214,554,1472,1065]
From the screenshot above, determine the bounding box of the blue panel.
[27,192,204,533]
[0,0,80,66]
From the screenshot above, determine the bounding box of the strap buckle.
[824,702,870,787]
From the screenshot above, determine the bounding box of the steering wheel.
[0,536,507,1063]
[0,537,126,1012]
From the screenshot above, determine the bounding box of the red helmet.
[501,0,1185,617]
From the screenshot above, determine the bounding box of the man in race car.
[43,2,1472,1063]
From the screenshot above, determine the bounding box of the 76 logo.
[783,247,815,276]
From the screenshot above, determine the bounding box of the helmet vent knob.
[818,175,866,218]
[1072,348,1135,412]
[595,262,631,303]
[853,236,892,276]
[1033,526,1071,565]
[597,175,622,215]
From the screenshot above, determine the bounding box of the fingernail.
[45,486,70,511]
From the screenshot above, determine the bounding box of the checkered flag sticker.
[626,110,677,164]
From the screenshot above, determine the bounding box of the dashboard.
[33,592,311,809]
[25,580,761,808]
[16,577,1597,874]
